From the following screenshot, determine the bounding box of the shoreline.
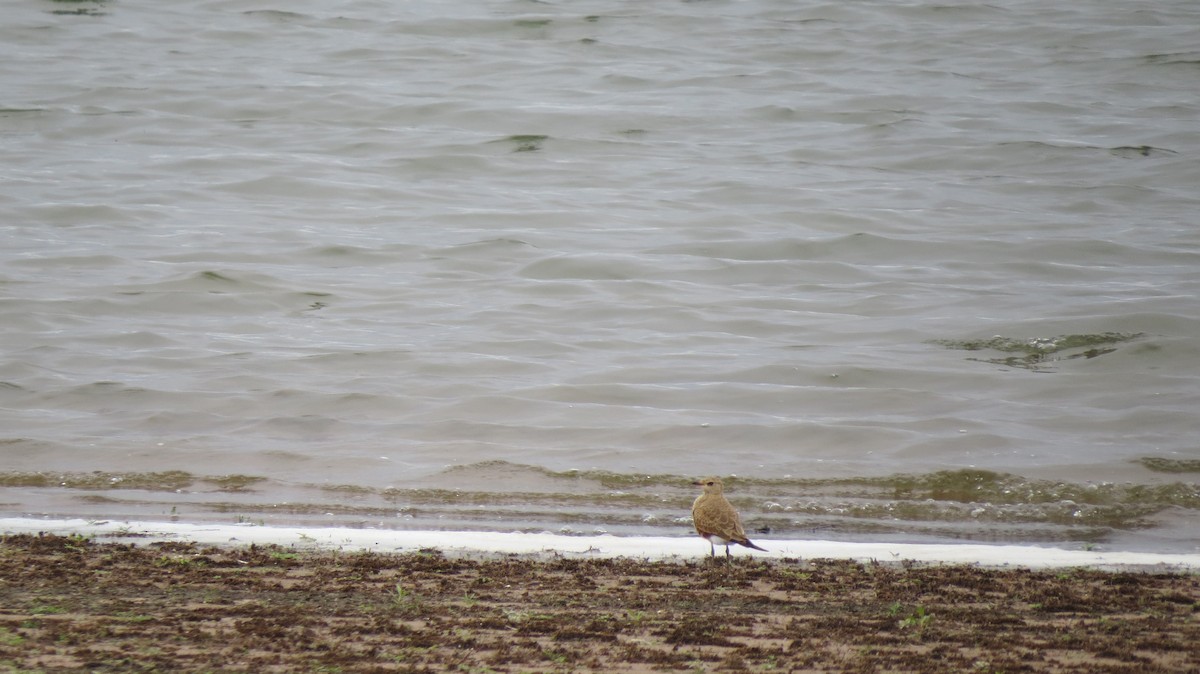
[1,530,1197,672]
[5,516,1199,572]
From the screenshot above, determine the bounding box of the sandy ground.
[1,533,1198,673]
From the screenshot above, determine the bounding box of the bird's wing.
[728,507,748,539]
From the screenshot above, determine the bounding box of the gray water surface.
[2,0,1198,551]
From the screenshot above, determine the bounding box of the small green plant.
[391,583,423,614]
[780,568,811,581]
[65,533,91,551]
[898,605,933,630]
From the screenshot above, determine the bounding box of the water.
[2,0,1199,552]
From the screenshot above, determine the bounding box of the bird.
[691,476,768,560]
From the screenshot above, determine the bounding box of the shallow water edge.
[3,460,1197,554]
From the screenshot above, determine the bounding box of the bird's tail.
[739,538,768,552]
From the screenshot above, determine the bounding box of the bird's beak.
[691,480,703,486]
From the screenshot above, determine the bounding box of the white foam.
[4,517,1198,572]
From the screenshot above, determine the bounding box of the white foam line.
[4,517,1198,572]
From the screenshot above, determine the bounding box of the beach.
[2,524,1198,672]
[4,4,1200,670]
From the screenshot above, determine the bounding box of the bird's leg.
[725,545,732,562]
[709,541,716,559]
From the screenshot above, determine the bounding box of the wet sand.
[2,533,1197,673]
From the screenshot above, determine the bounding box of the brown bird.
[691,476,768,560]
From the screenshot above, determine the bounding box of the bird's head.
[692,476,725,494]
